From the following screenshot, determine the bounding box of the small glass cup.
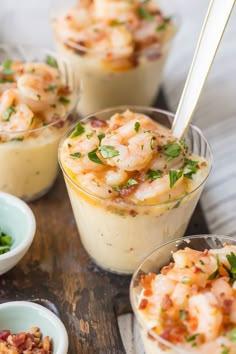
[58,106,212,274]
[0,44,81,201]
[50,0,177,115]
[130,234,236,354]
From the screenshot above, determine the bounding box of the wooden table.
[0,92,209,354]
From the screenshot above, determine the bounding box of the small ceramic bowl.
[0,192,36,275]
[0,301,69,353]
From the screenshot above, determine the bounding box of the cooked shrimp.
[188,292,223,341]
[42,102,66,124]
[17,63,60,112]
[132,174,186,204]
[2,104,34,132]
[77,172,118,199]
[0,89,19,118]
[93,0,135,21]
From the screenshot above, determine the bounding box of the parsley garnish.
[180,138,188,153]
[182,276,190,284]
[150,136,156,150]
[137,6,154,21]
[98,133,105,143]
[3,105,16,121]
[183,159,199,179]
[113,179,138,192]
[10,137,24,142]
[185,334,198,342]
[208,255,219,280]
[161,142,181,161]
[146,169,162,180]
[88,148,104,165]
[221,348,230,354]
[2,59,13,75]
[230,328,236,341]
[99,145,119,159]
[86,132,94,139]
[134,121,140,133]
[223,252,236,281]
[173,200,181,209]
[169,169,183,188]
[70,152,82,159]
[44,85,57,92]
[179,309,186,321]
[156,17,171,32]
[110,20,124,26]
[59,96,70,104]
[46,55,58,68]
[0,230,12,254]
[70,123,85,138]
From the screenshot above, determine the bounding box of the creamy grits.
[52,0,176,115]
[59,108,211,273]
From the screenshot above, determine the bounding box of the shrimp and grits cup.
[130,235,236,354]
[59,106,212,274]
[51,0,177,115]
[0,44,80,201]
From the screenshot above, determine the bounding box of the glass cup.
[130,234,236,354]
[58,106,212,274]
[0,44,81,201]
[50,0,177,115]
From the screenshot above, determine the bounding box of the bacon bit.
[90,118,108,128]
[65,15,72,21]
[58,85,71,96]
[160,294,173,310]
[141,273,156,290]
[51,115,64,128]
[193,266,201,273]
[139,298,148,310]
[223,299,233,314]
[188,316,198,331]
[161,262,174,275]
[129,247,134,251]
[106,52,113,59]
[11,332,27,347]
[160,328,171,341]
[129,209,137,217]
[144,289,153,297]
[201,161,207,167]
[0,330,10,340]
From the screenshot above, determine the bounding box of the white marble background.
[1,1,236,352]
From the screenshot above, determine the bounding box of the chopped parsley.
[10,137,24,142]
[221,348,230,354]
[98,133,105,143]
[161,142,181,161]
[70,152,82,159]
[86,132,94,139]
[70,122,85,138]
[182,276,190,284]
[183,159,199,179]
[156,17,171,32]
[2,59,13,76]
[230,328,236,341]
[146,169,163,180]
[134,121,140,133]
[208,255,219,280]
[0,230,13,254]
[185,334,198,342]
[179,309,186,321]
[59,96,70,105]
[110,20,124,26]
[44,85,58,92]
[137,6,154,21]
[223,252,236,281]
[169,169,183,188]
[150,136,156,150]
[2,105,16,121]
[113,178,138,192]
[173,200,181,209]
[99,145,119,159]
[180,138,188,153]
[46,55,58,68]
[88,148,104,165]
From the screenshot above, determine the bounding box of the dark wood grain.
[0,91,209,354]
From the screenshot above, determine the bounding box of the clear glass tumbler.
[0,44,81,201]
[50,0,177,115]
[130,234,236,354]
[58,106,212,274]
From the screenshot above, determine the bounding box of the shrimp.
[101,113,159,171]
[211,277,233,307]
[42,102,66,124]
[93,0,136,21]
[0,89,19,118]
[17,63,60,112]
[188,292,223,341]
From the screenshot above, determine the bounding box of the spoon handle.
[172,0,235,139]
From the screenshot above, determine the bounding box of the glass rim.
[0,43,81,135]
[50,9,180,56]
[129,234,236,353]
[58,105,213,207]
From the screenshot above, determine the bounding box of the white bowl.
[0,301,68,354]
[0,192,36,274]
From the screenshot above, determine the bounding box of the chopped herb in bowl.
[0,230,12,255]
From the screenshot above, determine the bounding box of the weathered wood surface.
[0,92,209,354]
